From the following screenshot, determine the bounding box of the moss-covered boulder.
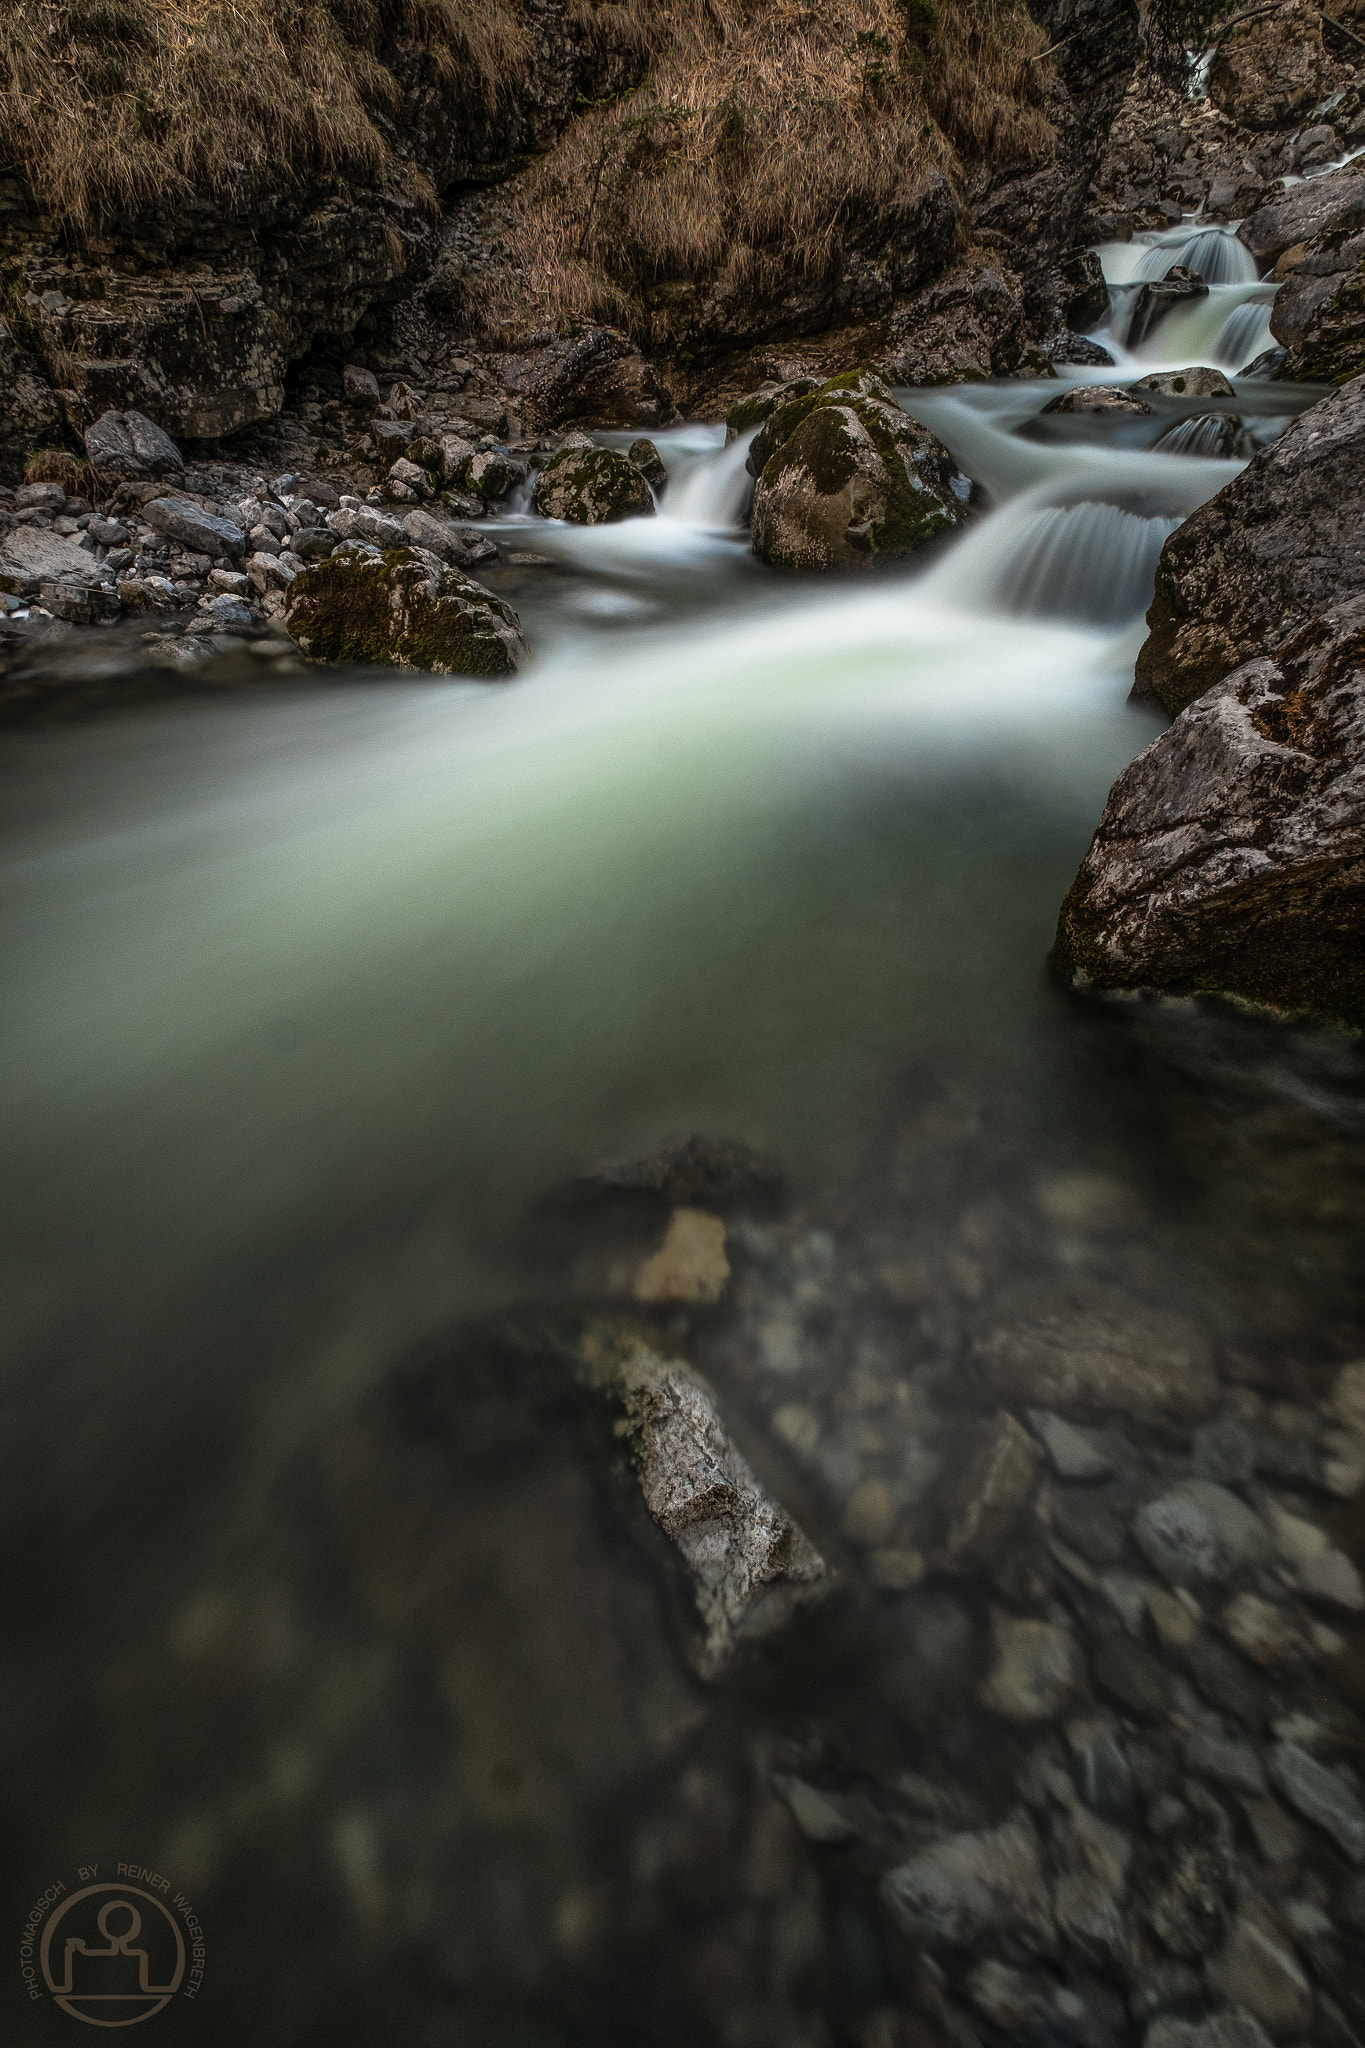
[533,446,655,524]
[747,373,970,572]
[724,378,820,445]
[284,549,528,676]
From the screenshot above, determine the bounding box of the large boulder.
[1209,1,1334,131]
[747,373,970,572]
[880,257,1050,385]
[284,549,528,676]
[1134,376,1365,716]
[83,409,184,481]
[143,494,245,559]
[533,445,655,524]
[1053,604,1365,1030]
[512,328,675,433]
[1270,227,1365,383]
[1240,163,1365,268]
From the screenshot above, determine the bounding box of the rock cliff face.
[1055,379,1365,1030]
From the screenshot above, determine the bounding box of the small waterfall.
[1122,282,1277,366]
[1132,227,1259,286]
[663,432,757,527]
[1154,412,1238,458]
[1216,297,1276,369]
[928,496,1182,627]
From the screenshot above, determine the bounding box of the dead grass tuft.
[499,0,1054,343]
[24,447,100,496]
[0,0,527,227]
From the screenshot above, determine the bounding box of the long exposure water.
[3,224,1363,2044]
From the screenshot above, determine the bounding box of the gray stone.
[628,437,666,488]
[771,1774,859,1844]
[1027,1408,1112,1479]
[1192,1421,1256,1487]
[83,408,183,480]
[465,449,526,499]
[979,1614,1082,1722]
[1133,367,1236,400]
[578,1332,829,1678]
[937,1410,1041,1568]
[400,509,472,567]
[882,1811,1056,1954]
[534,446,654,525]
[328,504,412,551]
[1133,1483,1270,1588]
[86,516,129,549]
[1299,1548,1365,1612]
[143,496,246,561]
[202,594,255,630]
[1145,2012,1275,2048]
[290,527,336,562]
[1183,1728,1266,1796]
[1268,1742,1365,1861]
[973,1291,1216,1426]
[1241,163,1365,266]
[15,482,65,513]
[343,364,381,408]
[1205,1901,1312,2040]
[1042,383,1153,416]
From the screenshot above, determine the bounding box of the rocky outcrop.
[881,256,1054,385]
[1055,378,1365,1029]
[1209,2,1334,132]
[1134,377,1365,716]
[284,548,527,674]
[0,320,63,485]
[533,443,655,523]
[1240,163,1365,268]
[508,327,675,433]
[1252,169,1365,383]
[747,373,970,572]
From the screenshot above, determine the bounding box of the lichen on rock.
[747,371,970,572]
[533,444,655,524]
[284,547,528,676]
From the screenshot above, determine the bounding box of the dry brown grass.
[0,0,527,227]
[24,447,100,496]
[501,0,1054,343]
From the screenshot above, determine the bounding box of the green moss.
[286,549,521,676]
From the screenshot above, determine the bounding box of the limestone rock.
[1042,384,1152,417]
[284,549,527,676]
[972,1291,1216,1426]
[84,409,183,481]
[579,1332,829,1679]
[1054,601,1365,1029]
[143,495,245,560]
[882,1813,1057,1954]
[748,372,968,572]
[515,328,674,433]
[881,257,1049,385]
[628,438,666,489]
[533,446,654,524]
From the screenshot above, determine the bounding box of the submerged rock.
[883,1813,1057,1953]
[972,1290,1216,1426]
[580,1332,829,1678]
[1042,384,1153,416]
[284,548,527,675]
[533,445,654,524]
[748,372,969,572]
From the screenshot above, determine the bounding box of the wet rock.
[550,1135,786,1215]
[1133,1482,1271,1588]
[1133,368,1236,400]
[631,1208,730,1304]
[1054,590,1365,1030]
[1128,268,1209,351]
[533,445,654,524]
[1145,2012,1275,2048]
[579,1332,830,1678]
[748,373,969,572]
[1241,164,1365,268]
[628,438,666,489]
[1268,1741,1365,1860]
[1184,1727,1266,1796]
[143,495,246,561]
[1205,1900,1313,2039]
[980,1614,1083,1722]
[1042,384,1153,416]
[1027,1409,1112,1481]
[1048,333,1117,368]
[724,379,821,445]
[1057,247,1111,333]
[882,1811,1056,1954]
[516,327,674,433]
[1092,1629,1173,1720]
[284,549,527,676]
[1220,1592,1308,1669]
[1211,2,1334,131]
[972,1291,1216,1427]
[1051,1489,1127,1566]
[465,449,526,499]
[881,257,1050,385]
[772,1774,859,1844]
[83,408,184,481]
[290,527,336,563]
[1272,225,1365,384]
[937,1410,1041,1569]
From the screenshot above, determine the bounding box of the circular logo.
[20,1870,205,2026]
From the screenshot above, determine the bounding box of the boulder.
[1047,335,1116,368]
[881,257,1050,385]
[0,320,62,486]
[578,1331,829,1678]
[1134,376,1365,717]
[533,445,654,524]
[0,522,101,597]
[515,327,674,432]
[882,1813,1057,1954]
[1240,164,1365,268]
[1127,267,1208,350]
[725,379,820,445]
[1210,1,1334,131]
[1270,226,1365,383]
[1053,602,1365,1029]
[748,372,969,572]
[628,438,666,489]
[972,1289,1217,1426]
[283,548,528,676]
[143,495,246,560]
[1042,385,1152,416]
[342,364,381,408]
[83,409,184,481]
[1133,368,1235,400]
[399,508,477,567]
[465,449,526,499]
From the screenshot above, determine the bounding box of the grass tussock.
[0,0,527,226]
[502,0,1055,343]
[24,447,100,495]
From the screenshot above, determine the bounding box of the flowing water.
[3,235,1364,2044]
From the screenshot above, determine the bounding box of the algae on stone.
[284,547,528,676]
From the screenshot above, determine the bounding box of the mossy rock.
[724,377,820,445]
[284,548,528,676]
[533,446,655,524]
[748,372,970,572]
[466,448,527,498]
